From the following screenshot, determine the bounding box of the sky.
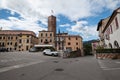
[0,0,120,41]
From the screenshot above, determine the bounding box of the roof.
[56,34,83,39]
[97,19,103,31]
[0,30,36,36]
[39,30,54,32]
[102,7,120,33]
[34,44,53,47]
[97,17,110,31]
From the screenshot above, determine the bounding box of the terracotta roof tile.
[0,30,36,36]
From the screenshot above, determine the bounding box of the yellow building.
[0,30,38,51]
[56,33,83,56]
[38,30,55,46]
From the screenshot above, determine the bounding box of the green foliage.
[96,46,104,49]
[96,48,120,53]
[83,43,92,55]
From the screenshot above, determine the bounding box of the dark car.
[29,47,39,52]
[0,48,8,52]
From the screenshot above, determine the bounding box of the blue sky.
[0,0,120,41]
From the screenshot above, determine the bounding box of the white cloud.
[0,0,120,39]
[0,0,120,21]
[0,17,47,36]
[67,20,98,40]
[59,23,70,27]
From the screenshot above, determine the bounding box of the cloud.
[67,20,98,40]
[59,23,70,27]
[0,0,120,40]
[0,0,120,21]
[0,17,47,36]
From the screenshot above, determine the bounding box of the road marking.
[0,61,44,73]
[98,60,120,71]
[116,62,120,64]
[103,67,120,70]
[0,58,22,62]
[98,60,108,69]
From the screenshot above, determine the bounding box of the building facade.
[91,40,100,54]
[97,7,120,49]
[38,15,83,56]
[38,30,55,46]
[0,30,38,51]
[97,17,109,48]
[56,32,83,55]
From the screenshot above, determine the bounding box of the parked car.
[0,48,8,52]
[43,49,59,56]
[29,47,39,52]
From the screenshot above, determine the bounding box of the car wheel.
[51,53,54,56]
[43,52,46,55]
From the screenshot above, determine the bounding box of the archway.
[114,40,119,48]
[109,43,112,48]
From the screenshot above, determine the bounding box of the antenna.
[51,10,54,15]
[0,27,2,30]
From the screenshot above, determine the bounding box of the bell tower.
[48,15,56,36]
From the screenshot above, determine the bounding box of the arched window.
[114,40,119,48]
[109,43,112,48]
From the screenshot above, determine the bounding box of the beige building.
[38,30,55,46]
[38,15,83,56]
[56,32,83,55]
[97,17,110,48]
[97,7,120,49]
[0,30,38,51]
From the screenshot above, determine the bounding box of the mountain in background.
[83,39,99,55]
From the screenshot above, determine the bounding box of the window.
[115,17,119,29]
[19,39,22,43]
[76,42,78,45]
[8,37,10,40]
[50,39,52,42]
[14,48,16,50]
[50,33,52,37]
[76,47,79,50]
[45,39,47,42]
[7,42,9,45]
[16,37,18,39]
[27,39,29,43]
[114,40,119,48]
[68,42,71,45]
[2,43,4,46]
[41,39,43,42]
[76,37,78,40]
[27,35,29,37]
[10,42,12,45]
[0,37,1,39]
[44,39,48,44]
[26,46,29,50]
[41,33,43,37]
[110,25,113,34]
[3,37,5,39]
[109,43,112,48]
[19,46,21,48]
[46,33,47,37]
[68,37,71,40]
[15,42,17,47]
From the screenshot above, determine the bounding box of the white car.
[43,49,59,56]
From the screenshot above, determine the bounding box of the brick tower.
[48,15,56,36]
